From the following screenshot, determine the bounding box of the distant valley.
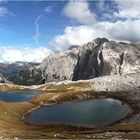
[0,62,42,85]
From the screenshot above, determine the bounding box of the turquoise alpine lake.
[24,98,130,127]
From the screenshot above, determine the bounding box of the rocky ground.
[0,83,26,91]
[0,73,139,139]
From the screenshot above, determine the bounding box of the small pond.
[24,98,130,127]
[0,90,42,102]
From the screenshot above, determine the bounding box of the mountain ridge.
[40,38,140,83]
[0,38,139,85]
[0,62,42,85]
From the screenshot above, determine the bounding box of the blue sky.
[0,1,114,47]
[0,0,140,63]
[0,1,69,47]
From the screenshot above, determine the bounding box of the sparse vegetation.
[37,82,91,92]
[0,77,139,139]
[0,88,139,139]
[0,84,24,92]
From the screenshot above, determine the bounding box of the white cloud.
[114,0,140,19]
[44,6,52,13]
[0,46,52,63]
[33,15,42,45]
[103,20,140,42]
[1,1,140,63]
[49,19,140,51]
[0,7,14,17]
[48,0,140,52]
[49,25,107,52]
[62,1,96,25]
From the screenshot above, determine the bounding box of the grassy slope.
[0,82,139,139]
[0,84,25,92]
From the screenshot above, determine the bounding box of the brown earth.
[0,83,139,139]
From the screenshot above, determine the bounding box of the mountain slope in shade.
[0,62,43,85]
[0,73,12,84]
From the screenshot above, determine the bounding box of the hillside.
[0,62,42,85]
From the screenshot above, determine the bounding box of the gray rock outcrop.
[0,73,12,84]
[40,38,140,83]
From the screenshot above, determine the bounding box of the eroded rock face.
[0,73,12,84]
[121,45,140,74]
[40,38,140,83]
[40,50,79,82]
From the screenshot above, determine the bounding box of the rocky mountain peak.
[40,38,140,83]
[94,38,109,45]
[68,45,80,50]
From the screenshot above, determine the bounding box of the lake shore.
[0,73,139,139]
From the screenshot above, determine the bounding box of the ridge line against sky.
[0,0,140,63]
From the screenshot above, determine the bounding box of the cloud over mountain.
[0,0,140,62]
[49,0,140,52]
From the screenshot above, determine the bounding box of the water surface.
[0,90,41,102]
[25,98,130,127]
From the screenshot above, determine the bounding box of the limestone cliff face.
[40,38,140,83]
[40,50,79,82]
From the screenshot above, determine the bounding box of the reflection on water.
[25,98,130,127]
